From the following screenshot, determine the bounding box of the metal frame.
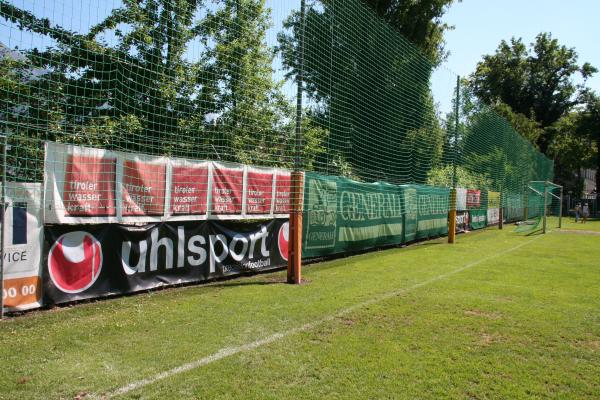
[528,180,563,233]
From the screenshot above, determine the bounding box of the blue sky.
[441,0,600,92]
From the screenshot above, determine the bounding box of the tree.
[548,112,596,196]
[574,92,600,193]
[278,0,446,183]
[0,0,326,170]
[362,0,456,64]
[469,33,597,154]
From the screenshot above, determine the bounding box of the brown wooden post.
[499,192,503,230]
[288,171,303,284]
[448,188,457,244]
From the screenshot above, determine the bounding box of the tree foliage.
[0,0,326,181]
[362,0,456,64]
[469,33,597,153]
[278,0,445,183]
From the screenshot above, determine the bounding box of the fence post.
[448,75,460,244]
[523,187,529,221]
[448,189,457,243]
[0,134,6,319]
[499,191,503,230]
[542,181,548,234]
[288,0,306,284]
[558,186,563,229]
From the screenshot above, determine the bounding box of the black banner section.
[43,219,289,304]
[456,211,470,233]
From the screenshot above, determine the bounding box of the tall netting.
[1,0,553,200]
[0,0,562,311]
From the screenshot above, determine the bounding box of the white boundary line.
[95,236,541,399]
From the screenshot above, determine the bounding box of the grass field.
[1,221,599,399]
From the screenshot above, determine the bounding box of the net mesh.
[0,0,554,221]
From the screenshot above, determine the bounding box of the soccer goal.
[517,181,563,233]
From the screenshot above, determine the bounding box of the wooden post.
[448,188,457,244]
[288,171,303,284]
[499,192,503,230]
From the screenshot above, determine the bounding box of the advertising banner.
[121,156,167,218]
[414,185,450,240]
[466,189,481,208]
[1,183,44,311]
[456,211,469,233]
[456,188,467,211]
[169,160,209,216]
[403,186,418,243]
[43,219,288,304]
[274,172,291,214]
[302,174,449,258]
[245,168,274,215]
[487,191,500,225]
[211,163,244,216]
[44,142,292,224]
[470,209,487,230]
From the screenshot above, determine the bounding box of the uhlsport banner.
[43,219,288,304]
[302,173,449,258]
[456,211,469,233]
[1,183,44,311]
[44,142,292,224]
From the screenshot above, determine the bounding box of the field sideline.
[1,220,599,399]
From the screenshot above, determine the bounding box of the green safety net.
[514,181,562,233]
[0,0,554,227]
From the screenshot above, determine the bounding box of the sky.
[440,0,600,96]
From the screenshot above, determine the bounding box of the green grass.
[556,216,600,232]
[1,222,599,399]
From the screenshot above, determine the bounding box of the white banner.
[487,208,500,225]
[456,188,467,211]
[44,142,294,224]
[1,182,43,311]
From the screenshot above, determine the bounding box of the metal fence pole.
[448,75,460,244]
[542,182,548,234]
[288,0,306,284]
[558,186,563,228]
[0,134,7,319]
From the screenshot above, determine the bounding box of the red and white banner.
[211,163,244,216]
[121,156,167,218]
[44,142,294,224]
[466,189,481,208]
[274,172,291,214]
[169,160,209,216]
[245,168,274,215]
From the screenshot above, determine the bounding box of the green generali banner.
[302,173,449,258]
[470,209,487,230]
[410,184,450,240]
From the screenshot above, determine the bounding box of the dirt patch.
[16,376,30,385]
[480,333,501,346]
[339,317,355,326]
[464,309,502,320]
[574,340,600,352]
